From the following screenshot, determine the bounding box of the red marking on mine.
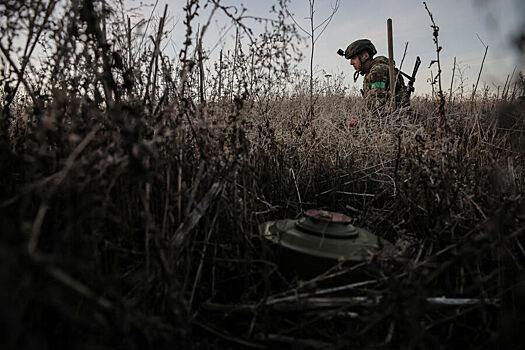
[304,209,352,224]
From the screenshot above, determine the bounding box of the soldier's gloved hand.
[344,117,358,128]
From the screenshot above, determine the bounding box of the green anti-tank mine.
[260,209,395,278]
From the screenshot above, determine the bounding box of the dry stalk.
[286,0,340,121]
[145,4,168,104]
[471,34,489,106]
[424,2,448,133]
[449,56,456,104]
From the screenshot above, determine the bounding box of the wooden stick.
[387,18,395,109]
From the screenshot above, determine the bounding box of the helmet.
[344,39,377,59]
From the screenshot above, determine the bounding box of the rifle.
[398,56,421,98]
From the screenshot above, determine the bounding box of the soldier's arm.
[364,68,389,111]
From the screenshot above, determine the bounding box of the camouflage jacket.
[362,56,410,112]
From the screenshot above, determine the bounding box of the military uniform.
[362,56,410,112]
[339,39,410,113]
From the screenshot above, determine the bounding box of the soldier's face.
[350,52,370,71]
[350,56,360,71]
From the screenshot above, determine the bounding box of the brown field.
[1,1,524,349]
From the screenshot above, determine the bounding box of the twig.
[507,156,517,195]
[127,16,132,67]
[177,132,183,223]
[194,321,265,349]
[502,74,510,100]
[171,182,222,250]
[516,238,525,259]
[189,211,218,309]
[197,24,206,103]
[263,333,332,348]
[426,297,500,306]
[449,56,456,104]
[266,279,378,305]
[423,2,447,132]
[471,34,488,105]
[27,125,100,253]
[205,295,500,312]
[394,42,409,95]
[145,4,168,103]
[394,132,402,184]
[46,265,112,310]
[461,189,487,219]
[299,296,501,307]
[176,2,219,98]
[384,322,395,345]
[267,262,369,301]
[289,168,303,212]
[430,70,435,98]
[218,49,223,100]
[55,125,101,187]
[335,191,375,197]
[161,165,170,238]
[28,203,49,254]
[414,240,426,263]
[137,0,159,55]
[143,184,152,277]
[318,310,360,319]
[503,66,517,100]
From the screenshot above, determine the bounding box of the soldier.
[341,39,409,113]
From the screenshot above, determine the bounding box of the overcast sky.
[127,0,524,96]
